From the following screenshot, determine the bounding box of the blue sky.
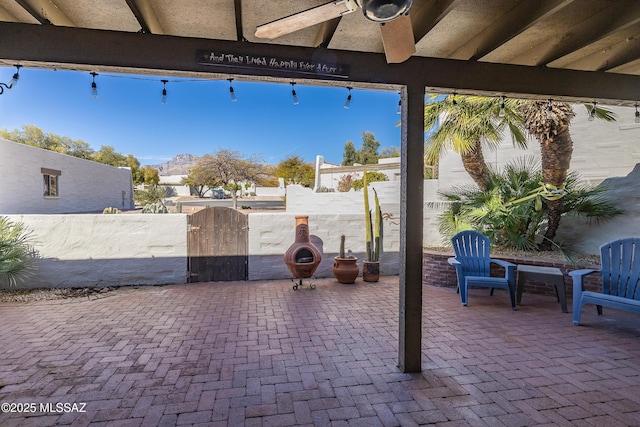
[0,66,402,166]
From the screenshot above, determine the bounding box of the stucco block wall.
[285,181,444,246]
[0,138,135,214]
[5,214,187,288]
[248,212,400,281]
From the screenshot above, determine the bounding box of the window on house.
[42,168,61,197]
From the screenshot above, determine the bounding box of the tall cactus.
[363,170,383,262]
[339,234,346,258]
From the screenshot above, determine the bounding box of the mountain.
[150,154,198,176]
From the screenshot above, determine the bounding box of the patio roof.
[1,277,639,425]
[1,0,640,103]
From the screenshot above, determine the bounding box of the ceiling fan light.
[357,0,412,22]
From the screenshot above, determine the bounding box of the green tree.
[342,141,357,166]
[424,95,527,190]
[379,146,400,158]
[355,131,380,165]
[93,145,128,166]
[0,217,37,286]
[519,101,616,249]
[139,166,160,185]
[191,149,265,209]
[180,175,211,198]
[275,155,314,187]
[0,125,95,159]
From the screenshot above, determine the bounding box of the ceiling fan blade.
[380,14,416,63]
[255,0,357,39]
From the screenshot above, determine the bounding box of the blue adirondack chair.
[569,238,640,326]
[448,230,516,310]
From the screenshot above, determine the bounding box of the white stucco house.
[0,137,134,214]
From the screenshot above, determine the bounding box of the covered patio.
[1,277,639,426]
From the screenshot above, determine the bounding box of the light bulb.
[635,105,639,123]
[588,104,596,121]
[344,87,352,109]
[498,96,506,117]
[228,78,237,102]
[291,83,299,105]
[396,99,401,114]
[161,80,168,105]
[90,72,98,99]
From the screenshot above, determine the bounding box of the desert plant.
[363,171,383,262]
[142,202,170,213]
[0,217,38,286]
[437,157,622,251]
[102,207,121,214]
[134,185,167,206]
[338,235,355,259]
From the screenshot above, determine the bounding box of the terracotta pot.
[283,216,322,278]
[362,260,380,282]
[333,257,359,284]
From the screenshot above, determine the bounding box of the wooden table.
[516,265,568,313]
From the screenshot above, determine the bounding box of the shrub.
[0,217,38,286]
[437,157,622,250]
[134,185,167,206]
[102,207,121,214]
[352,171,388,190]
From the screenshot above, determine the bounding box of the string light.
[90,72,99,99]
[635,104,639,123]
[498,95,506,118]
[547,99,553,111]
[291,82,299,105]
[396,92,401,114]
[161,79,168,105]
[0,64,21,95]
[228,78,237,102]
[588,101,597,121]
[452,93,458,111]
[344,87,352,109]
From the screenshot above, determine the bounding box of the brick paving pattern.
[1,276,639,426]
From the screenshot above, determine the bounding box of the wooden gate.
[187,207,248,282]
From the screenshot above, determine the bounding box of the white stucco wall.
[0,138,135,214]
[5,214,187,289]
[248,212,400,281]
[285,181,445,246]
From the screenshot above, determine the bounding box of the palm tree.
[424,95,527,190]
[519,101,616,249]
[0,217,37,286]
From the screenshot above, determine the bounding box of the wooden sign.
[197,50,349,78]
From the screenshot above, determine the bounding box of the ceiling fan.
[254,0,415,64]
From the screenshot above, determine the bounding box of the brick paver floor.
[1,276,639,426]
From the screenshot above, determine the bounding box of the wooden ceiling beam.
[234,0,244,41]
[539,2,640,66]
[1,21,640,104]
[124,0,164,34]
[450,0,575,61]
[14,0,74,26]
[411,0,461,44]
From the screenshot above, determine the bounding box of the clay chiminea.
[284,216,322,279]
